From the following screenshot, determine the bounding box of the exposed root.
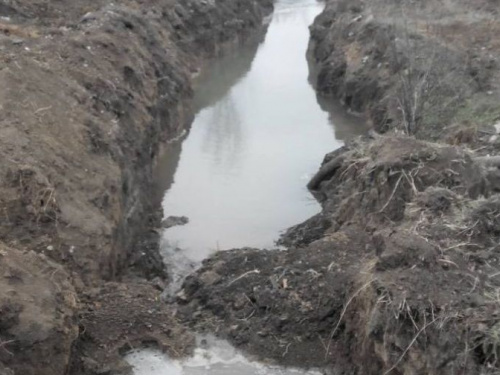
[324,279,376,359]
[383,317,440,375]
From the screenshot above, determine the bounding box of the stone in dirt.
[161,216,189,229]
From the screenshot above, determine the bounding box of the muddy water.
[158,0,366,287]
[126,336,322,375]
[128,1,365,373]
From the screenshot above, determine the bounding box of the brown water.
[157,0,366,286]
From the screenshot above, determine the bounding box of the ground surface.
[0,0,272,373]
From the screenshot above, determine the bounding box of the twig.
[402,170,418,195]
[236,309,255,321]
[282,342,292,358]
[324,279,376,359]
[34,105,52,114]
[0,339,15,356]
[228,269,260,286]
[379,174,404,213]
[383,317,439,375]
[437,258,459,268]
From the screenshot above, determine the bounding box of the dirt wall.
[308,0,500,140]
[0,0,273,373]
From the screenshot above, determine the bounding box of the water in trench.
[157,0,366,288]
[125,336,322,375]
[128,0,366,374]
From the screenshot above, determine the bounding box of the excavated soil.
[0,0,272,374]
[179,135,500,374]
[309,0,500,141]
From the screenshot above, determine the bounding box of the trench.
[127,0,367,373]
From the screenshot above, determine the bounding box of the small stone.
[176,289,187,301]
[46,245,54,251]
[81,12,97,23]
[161,215,189,229]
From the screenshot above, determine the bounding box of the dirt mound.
[70,282,194,375]
[180,136,500,374]
[0,244,78,375]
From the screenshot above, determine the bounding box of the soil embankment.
[309,0,500,140]
[0,0,272,374]
[178,1,500,374]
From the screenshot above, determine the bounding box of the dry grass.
[0,22,39,39]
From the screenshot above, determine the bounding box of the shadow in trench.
[152,27,269,203]
[306,47,368,142]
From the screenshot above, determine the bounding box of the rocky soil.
[177,1,500,374]
[0,0,272,374]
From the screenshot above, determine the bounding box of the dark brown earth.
[0,0,272,374]
[177,1,500,374]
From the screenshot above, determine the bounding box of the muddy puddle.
[130,0,366,373]
[156,0,367,289]
[126,336,323,375]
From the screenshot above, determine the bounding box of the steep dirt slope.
[0,0,272,374]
